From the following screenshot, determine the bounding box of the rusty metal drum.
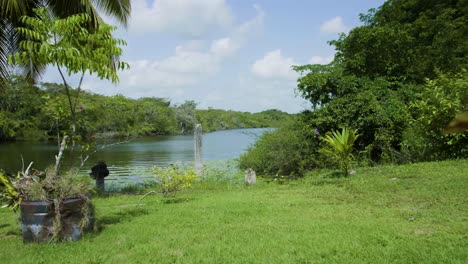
[20,200,55,242]
[61,197,86,241]
[20,198,93,242]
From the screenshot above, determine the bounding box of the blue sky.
[43,0,386,113]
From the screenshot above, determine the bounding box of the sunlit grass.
[0,159,467,263]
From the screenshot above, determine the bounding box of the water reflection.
[0,128,270,185]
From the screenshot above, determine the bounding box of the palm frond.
[0,0,28,18]
[46,0,130,27]
[91,0,131,27]
[320,127,359,176]
[0,18,15,90]
[1,0,131,87]
[0,0,45,87]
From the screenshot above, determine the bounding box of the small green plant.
[153,165,198,197]
[139,164,199,203]
[0,172,22,211]
[320,127,359,176]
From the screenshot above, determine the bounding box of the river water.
[0,128,269,187]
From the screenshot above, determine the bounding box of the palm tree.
[0,0,131,89]
[320,127,359,177]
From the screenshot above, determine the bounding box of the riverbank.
[0,159,466,263]
[0,77,292,143]
[0,128,269,175]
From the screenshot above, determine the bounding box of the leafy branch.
[8,7,129,150]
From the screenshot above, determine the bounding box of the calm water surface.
[0,128,269,186]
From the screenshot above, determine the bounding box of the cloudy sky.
[42,0,385,113]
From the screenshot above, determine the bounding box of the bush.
[402,72,468,160]
[152,164,199,197]
[238,119,318,177]
[0,112,19,141]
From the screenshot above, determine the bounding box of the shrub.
[0,172,21,211]
[238,119,318,177]
[320,128,359,176]
[0,112,19,141]
[402,72,468,160]
[152,164,199,197]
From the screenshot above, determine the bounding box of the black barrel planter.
[61,197,87,241]
[20,200,55,242]
[20,197,93,242]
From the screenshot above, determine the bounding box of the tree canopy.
[331,0,467,83]
[8,8,129,146]
[240,0,468,176]
[294,0,468,162]
[0,0,131,90]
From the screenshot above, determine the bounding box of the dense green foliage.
[8,8,129,147]
[0,172,21,211]
[0,0,131,89]
[0,76,44,141]
[239,119,316,177]
[240,0,468,176]
[0,159,467,262]
[402,71,468,160]
[9,8,128,84]
[334,0,466,83]
[0,76,291,141]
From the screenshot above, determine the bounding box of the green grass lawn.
[1,160,467,263]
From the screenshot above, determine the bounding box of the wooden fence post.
[194,124,203,175]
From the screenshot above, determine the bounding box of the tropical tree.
[0,0,131,90]
[293,0,467,163]
[9,8,129,147]
[175,101,198,134]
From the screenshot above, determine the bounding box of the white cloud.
[81,5,266,102]
[251,50,298,80]
[210,37,239,58]
[100,5,265,93]
[309,55,334,65]
[195,76,309,113]
[130,0,234,36]
[99,46,221,94]
[210,5,264,58]
[320,16,348,34]
[236,4,265,36]
[159,46,220,74]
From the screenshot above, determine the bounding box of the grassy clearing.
[0,160,467,263]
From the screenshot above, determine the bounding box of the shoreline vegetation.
[0,77,292,143]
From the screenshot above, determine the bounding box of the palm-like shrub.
[0,172,21,211]
[320,128,359,176]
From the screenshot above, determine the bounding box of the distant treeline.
[0,77,292,142]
